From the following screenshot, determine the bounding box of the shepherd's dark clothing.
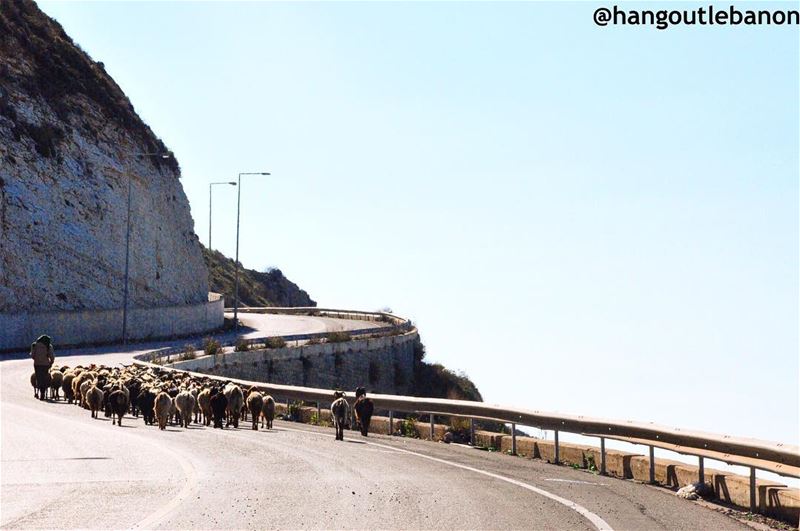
[34,365,50,400]
[31,339,54,401]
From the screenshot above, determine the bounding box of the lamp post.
[122,151,172,345]
[208,181,236,251]
[233,171,270,330]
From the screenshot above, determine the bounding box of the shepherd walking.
[30,335,54,401]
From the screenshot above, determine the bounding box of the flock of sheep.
[30,364,375,440]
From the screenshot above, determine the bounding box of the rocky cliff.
[204,248,315,308]
[0,0,208,313]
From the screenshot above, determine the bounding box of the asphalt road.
[231,312,388,338]
[1,318,749,530]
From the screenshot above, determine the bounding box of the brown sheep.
[79,378,94,409]
[85,385,104,419]
[154,391,172,430]
[223,383,244,428]
[62,371,76,403]
[246,391,263,431]
[49,370,64,400]
[191,387,201,424]
[73,371,95,407]
[198,388,212,426]
[261,395,276,429]
[175,390,195,429]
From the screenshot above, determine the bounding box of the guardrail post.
[600,437,606,475]
[749,467,756,513]
[511,423,517,455]
[316,402,321,424]
[429,414,435,441]
[649,445,655,484]
[389,411,394,435]
[698,456,704,484]
[470,418,476,445]
[554,430,559,464]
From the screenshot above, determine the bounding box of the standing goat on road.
[353,386,374,437]
[331,391,349,441]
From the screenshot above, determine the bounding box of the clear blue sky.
[39,1,798,448]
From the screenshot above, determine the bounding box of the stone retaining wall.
[168,330,418,395]
[0,293,224,351]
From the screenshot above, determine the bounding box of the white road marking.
[132,437,198,530]
[545,478,609,486]
[278,425,614,531]
[1,401,198,531]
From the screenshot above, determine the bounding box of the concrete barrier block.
[500,435,538,457]
[535,439,599,468]
[768,487,799,524]
[369,416,392,435]
[709,472,787,511]
[474,430,504,449]
[411,420,448,442]
[629,455,689,485]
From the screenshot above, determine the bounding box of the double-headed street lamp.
[208,181,236,252]
[122,151,172,345]
[233,171,270,330]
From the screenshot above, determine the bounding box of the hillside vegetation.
[204,247,315,308]
[412,339,482,402]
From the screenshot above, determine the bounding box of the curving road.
[1,317,748,530]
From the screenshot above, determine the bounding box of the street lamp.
[233,171,270,330]
[208,181,236,252]
[122,151,172,345]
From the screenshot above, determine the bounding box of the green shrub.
[203,337,221,356]
[586,455,598,473]
[265,336,286,349]
[234,338,250,352]
[401,415,419,438]
[287,400,302,421]
[326,331,351,343]
[310,412,332,427]
[180,345,196,361]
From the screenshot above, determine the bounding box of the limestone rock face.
[0,0,208,313]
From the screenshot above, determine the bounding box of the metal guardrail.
[132,307,798,514]
[137,308,413,363]
[131,358,799,483]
